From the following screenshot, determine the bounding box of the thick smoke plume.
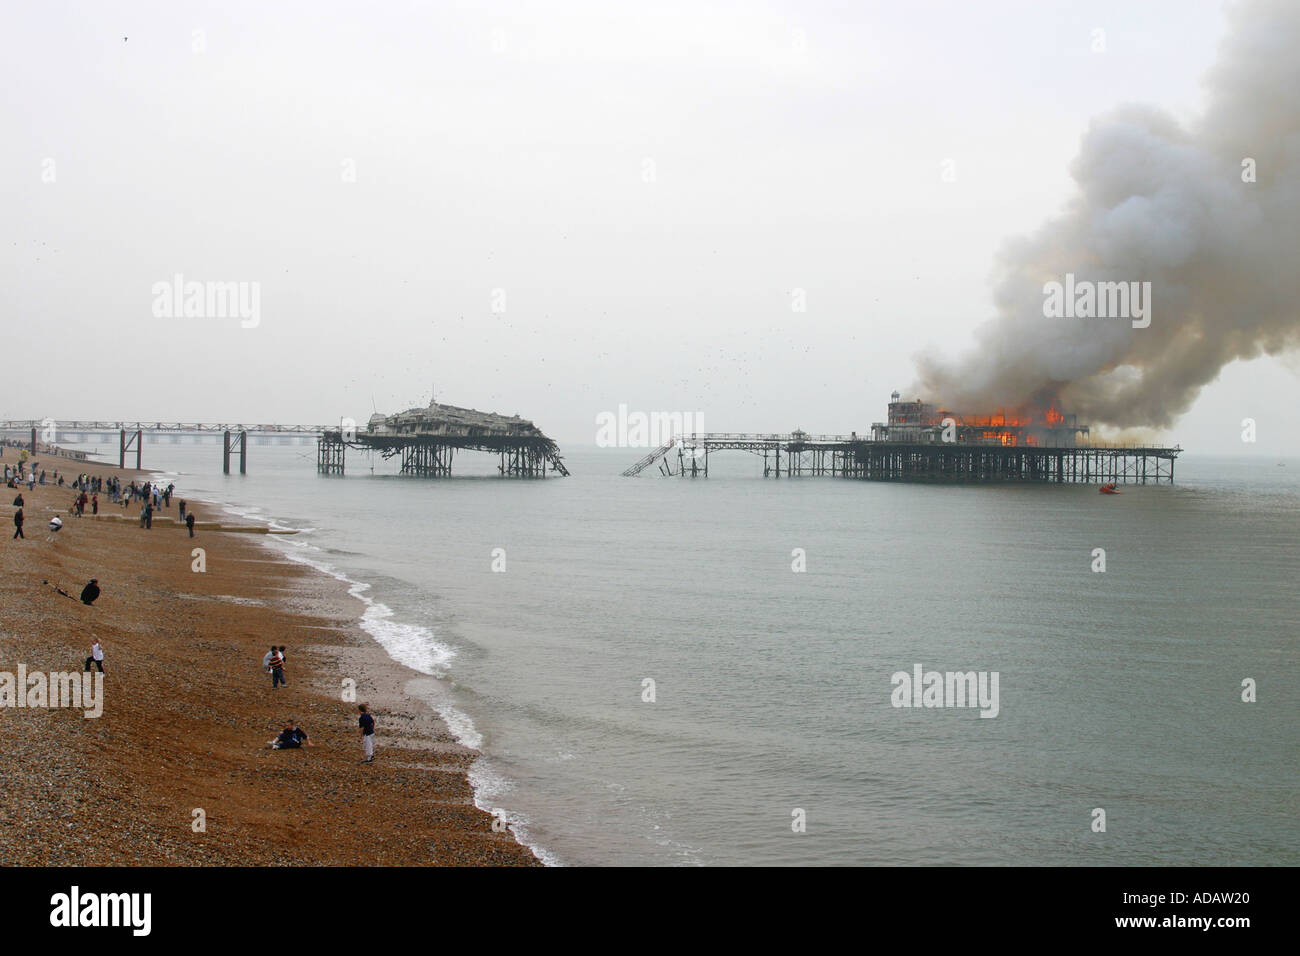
[912,0,1300,429]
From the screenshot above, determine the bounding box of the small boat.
[1099,483,1121,495]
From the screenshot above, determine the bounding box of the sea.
[62,437,1300,866]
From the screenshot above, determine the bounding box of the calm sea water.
[72,436,1300,866]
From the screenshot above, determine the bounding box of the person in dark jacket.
[186,511,195,537]
[271,721,312,749]
[80,579,100,605]
[12,508,23,539]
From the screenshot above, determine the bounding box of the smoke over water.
[912,0,1300,431]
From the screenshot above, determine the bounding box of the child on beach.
[268,648,286,688]
[84,639,104,673]
[358,704,375,763]
[270,721,312,749]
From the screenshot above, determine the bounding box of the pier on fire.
[621,393,1181,484]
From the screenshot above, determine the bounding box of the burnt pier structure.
[318,400,568,478]
[623,433,1178,483]
[623,391,1181,484]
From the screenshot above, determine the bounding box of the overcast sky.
[3,0,1295,453]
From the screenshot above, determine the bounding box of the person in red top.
[268,649,286,689]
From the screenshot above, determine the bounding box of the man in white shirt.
[84,639,104,674]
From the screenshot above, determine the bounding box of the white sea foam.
[267,535,455,677]
[470,758,564,868]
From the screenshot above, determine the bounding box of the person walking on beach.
[268,647,286,688]
[91,494,98,516]
[12,507,24,539]
[84,638,104,673]
[358,704,375,763]
[186,511,195,537]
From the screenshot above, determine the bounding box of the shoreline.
[0,446,541,866]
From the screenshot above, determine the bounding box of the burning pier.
[622,392,1180,484]
[318,400,569,478]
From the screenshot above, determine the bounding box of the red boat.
[1099,483,1121,494]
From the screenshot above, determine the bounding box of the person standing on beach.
[84,638,104,673]
[358,704,375,763]
[11,492,22,508]
[186,511,195,537]
[12,507,23,539]
[268,647,286,688]
[144,501,153,529]
[91,494,98,515]
[179,499,186,522]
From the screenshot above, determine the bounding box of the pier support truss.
[844,443,1178,483]
[222,430,248,475]
[402,443,454,477]
[317,433,346,475]
[316,432,568,478]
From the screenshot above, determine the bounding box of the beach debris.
[42,579,76,601]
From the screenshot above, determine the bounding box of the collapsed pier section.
[318,400,569,478]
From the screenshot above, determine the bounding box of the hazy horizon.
[4,0,1297,455]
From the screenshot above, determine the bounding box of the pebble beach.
[0,448,539,866]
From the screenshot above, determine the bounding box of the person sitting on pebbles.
[270,720,313,750]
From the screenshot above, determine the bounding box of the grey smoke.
[912,0,1300,430]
